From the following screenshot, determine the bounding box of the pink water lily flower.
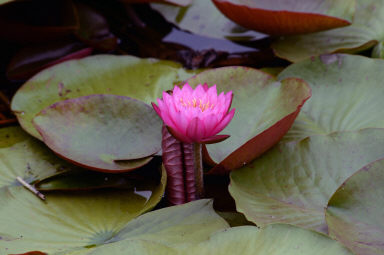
[152,83,235,144]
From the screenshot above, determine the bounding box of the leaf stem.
[16,176,46,201]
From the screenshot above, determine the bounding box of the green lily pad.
[213,0,354,36]
[0,197,228,254]
[229,55,384,232]
[0,0,13,6]
[230,129,384,233]
[151,0,266,41]
[182,224,352,255]
[184,66,311,173]
[33,95,161,172]
[0,126,80,190]
[278,54,384,140]
[273,0,384,62]
[11,55,196,139]
[326,159,384,255]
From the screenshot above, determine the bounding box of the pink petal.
[203,83,209,91]
[181,83,193,95]
[211,108,236,135]
[166,125,192,143]
[151,102,162,117]
[203,114,219,137]
[201,134,230,144]
[186,117,206,143]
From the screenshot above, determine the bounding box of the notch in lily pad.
[33,94,162,173]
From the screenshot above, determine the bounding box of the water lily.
[152,83,235,144]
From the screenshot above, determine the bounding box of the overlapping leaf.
[230,54,384,232]
[151,0,266,40]
[0,126,79,190]
[326,159,384,255]
[11,55,196,139]
[273,0,384,62]
[182,224,352,255]
[213,0,354,35]
[0,198,228,254]
[184,66,311,173]
[33,95,162,172]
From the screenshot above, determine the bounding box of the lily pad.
[0,197,228,254]
[33,95,161,172]
[151,0,266,41]
[0,126,80,190]
[326,159,384,255]
[273,0,384,62]
[213,0,354,36]
[182,224,352,255]
[278,54,384,140]
[230,129,384,233]
[229,55,384,232]
[11,55,196,139]
[184,66,311,173]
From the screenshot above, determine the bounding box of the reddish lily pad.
[11,55,196,140]
[213,0,354,36]
[33,95,162,172]
[273,0,384,62]
[229,54,384,232]
[326,158,384,255]
[184,67,311,174]
[7,41,92,81]
[151,0,266,41]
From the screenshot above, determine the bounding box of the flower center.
[179,97,214,112]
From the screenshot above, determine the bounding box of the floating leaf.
[11,55,196,139]
[182,224,352,255]
[326,159,384,255]
[7,41,92,81]
[151,0,266,41]
[273,0,383,62]
[184,66,310,173]
[33,95,161,172]
[0,197,228,254]
[0,126,80,190]
[230,55,384,232]
[213,0,354,36]
[230,129,384,233]
[278,54,384,140]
